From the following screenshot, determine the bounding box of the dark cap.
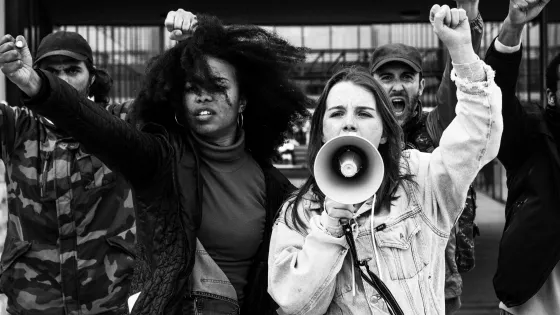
[369,43,423,74]
[34,31,93,66]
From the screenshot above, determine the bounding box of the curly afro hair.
[131,14,312,163]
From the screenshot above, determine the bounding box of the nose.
[195,89,213,103]
[342,116,357,133]
[391,81,404,93]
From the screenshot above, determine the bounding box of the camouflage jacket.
[0,102,135,315]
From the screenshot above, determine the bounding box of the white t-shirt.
[499,262,560,314]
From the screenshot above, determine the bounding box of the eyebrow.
[44,65,81,71]
[327,105,376,111]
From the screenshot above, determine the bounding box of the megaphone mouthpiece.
[339,149,362,178]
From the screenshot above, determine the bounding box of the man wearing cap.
[0,31,135,314]
[370,1,483,314]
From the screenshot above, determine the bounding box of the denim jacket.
[268,61,502,315]
[182,239,240,315]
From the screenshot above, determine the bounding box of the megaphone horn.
[314,135,384,205]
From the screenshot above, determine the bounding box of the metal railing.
[14,21,560,204]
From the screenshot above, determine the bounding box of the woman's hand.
[164,9,198,41]
[324,197,357,222]
[430,4,477,65]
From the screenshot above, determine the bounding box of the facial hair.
[396,92,421,128]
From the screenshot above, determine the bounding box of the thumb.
[15,35,33,65]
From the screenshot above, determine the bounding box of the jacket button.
[370,294,381,303]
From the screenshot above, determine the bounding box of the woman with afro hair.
[5,9,311,315]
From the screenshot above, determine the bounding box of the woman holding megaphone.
[268,4,503,315]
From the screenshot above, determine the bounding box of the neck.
[197,127,239,147]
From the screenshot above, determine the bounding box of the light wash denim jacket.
[268,60,503,315]
[129,239,240,314]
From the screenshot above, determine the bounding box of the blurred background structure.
[0,0,559,313]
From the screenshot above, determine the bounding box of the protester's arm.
[484,0,550,170]
[0,35,170,185]
[427,0,483,145]
[484,37,528,170]
[25,70,171,186]
[419,5,503,231]
[268,203,348,315]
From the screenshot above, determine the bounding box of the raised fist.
[0,35,35,90]
[506,0,550,26]
[165,9,198,41]
[430,5,471,52]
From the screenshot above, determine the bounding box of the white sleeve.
[414,60,503,234]
[268,203,349,315]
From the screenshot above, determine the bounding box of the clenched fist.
[165,9,198,41]
[0,35,40,97]
[430,4,477,64]
[506,0,550,26]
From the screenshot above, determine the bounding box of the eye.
[402,74,414,81]
[358,111,373,118]
[185,84,200,93]
[329,111,343,118]
[379,75,395,83]
[67,68,80,74]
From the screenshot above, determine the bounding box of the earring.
[175,114,184,127]
[237,113,244,129]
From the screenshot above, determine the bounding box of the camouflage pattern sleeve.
[0,103,23,162]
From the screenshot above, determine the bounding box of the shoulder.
[405,113,435,152]
[401,149,431,176]
[276,189,320,231]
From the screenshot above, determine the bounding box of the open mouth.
[194,109,215,117]
[391,98,406,115]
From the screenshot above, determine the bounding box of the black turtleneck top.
[191,130,266,305]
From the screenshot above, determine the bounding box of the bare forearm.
[456,0,479,21]
[16,69,42,98]
[449,46,478,65]
[498,18,525,47]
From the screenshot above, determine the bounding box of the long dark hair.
[130,14,311,163]
[86,60,112,104]
[287,66,416,232]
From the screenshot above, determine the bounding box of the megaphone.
[314,134,384,205]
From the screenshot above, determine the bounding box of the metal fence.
[51,22,560,108]
[54,25,175,104]
[47,22,560,204]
